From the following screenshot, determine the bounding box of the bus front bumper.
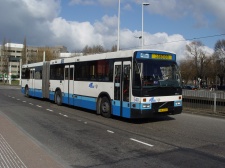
[130,106,182,118]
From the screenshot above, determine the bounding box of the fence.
[182,90,225,116]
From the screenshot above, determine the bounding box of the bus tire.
[96,97,101,115]
[55,90,62,106]
[100,96,111,118]
[25,86,29,98]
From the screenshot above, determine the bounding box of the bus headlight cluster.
[143,104,150,108]
[174,101,182,106]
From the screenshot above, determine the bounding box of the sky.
[0,0,225,61]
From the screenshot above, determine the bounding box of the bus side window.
[22,68,30,79]
[65,68,69,80]
[70,68,74,80]
[30,70,34,79]
[123,65,130,101]
[114,65,121,100]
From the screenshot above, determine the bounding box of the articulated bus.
[21,49,182,118]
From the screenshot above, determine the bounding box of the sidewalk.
[0,113,64,168]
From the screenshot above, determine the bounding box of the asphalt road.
[1,85,225,168]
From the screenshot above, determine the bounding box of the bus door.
[64,65,74,105]
[113,61,131,118]
[29,68,35,96]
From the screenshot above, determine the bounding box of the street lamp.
[142,3,150,49]
[117,0,121,51]
[134,35,142,48]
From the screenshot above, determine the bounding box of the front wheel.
[100,97,111,118]
[55,90,62,106]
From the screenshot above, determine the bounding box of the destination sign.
[152,54,172,60]
[135,51,176,61]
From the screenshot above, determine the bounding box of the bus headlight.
[174,101,182,106]
[143,104,150,108]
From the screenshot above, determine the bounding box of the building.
[0,43,68,78]
[0,43,23,78]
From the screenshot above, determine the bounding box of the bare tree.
[1,39,10,83]
[34,47,59,63]
[27,51,37,64]
[179,59,195,85]
[111,45,117,52]
[214,39,225,86]
[22,37,27,64]
[1,38,6,71]
[82,45,105,55]
[185,41,210,87]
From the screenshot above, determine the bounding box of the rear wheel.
[100,97,111,118]
[55,90,62,106]
[25,87,29,97]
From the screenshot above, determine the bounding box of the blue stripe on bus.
[34,89,42,98]
[62,93,69,104]
[49,92,97,110]
[49,91,55,101]
[21,87,43,98]
[80,96,96,110]
[71,95,97,110]
[112,100,120,116]
[29,89,42,98]
[29,88,35,97]
[122,102,131,118]
[112,100,131,118]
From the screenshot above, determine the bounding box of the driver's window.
[133,63,142,88]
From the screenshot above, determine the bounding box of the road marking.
[17,99,20,100]
[12,97,15,99]
[84,122,87,124]
[107,130,114,134]
[59,113,68,118]
[29,103,33,105]
[130,138,154,147]
[46,109,53,112]
[36,105,42,108]
[23,101,26,103]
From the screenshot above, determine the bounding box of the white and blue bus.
[21,49,182,118]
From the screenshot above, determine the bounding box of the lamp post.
[8,61,11,85]
[19,58,22,85]
[117,0,121,51]
[142,3,150,49]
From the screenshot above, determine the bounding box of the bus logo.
[89,83,94,88]
[149,97,156,103]
[89,83,98,89]
[140,53,150,58]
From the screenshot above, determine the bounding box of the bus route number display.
[152,54,172,60]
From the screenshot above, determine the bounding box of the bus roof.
[22,62,44,68]
[22,49,176,67]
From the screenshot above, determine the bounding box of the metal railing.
[182,90,225,115]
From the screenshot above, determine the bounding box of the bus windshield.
[133,59,181,89]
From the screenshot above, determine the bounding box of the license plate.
[158,108,168,112]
